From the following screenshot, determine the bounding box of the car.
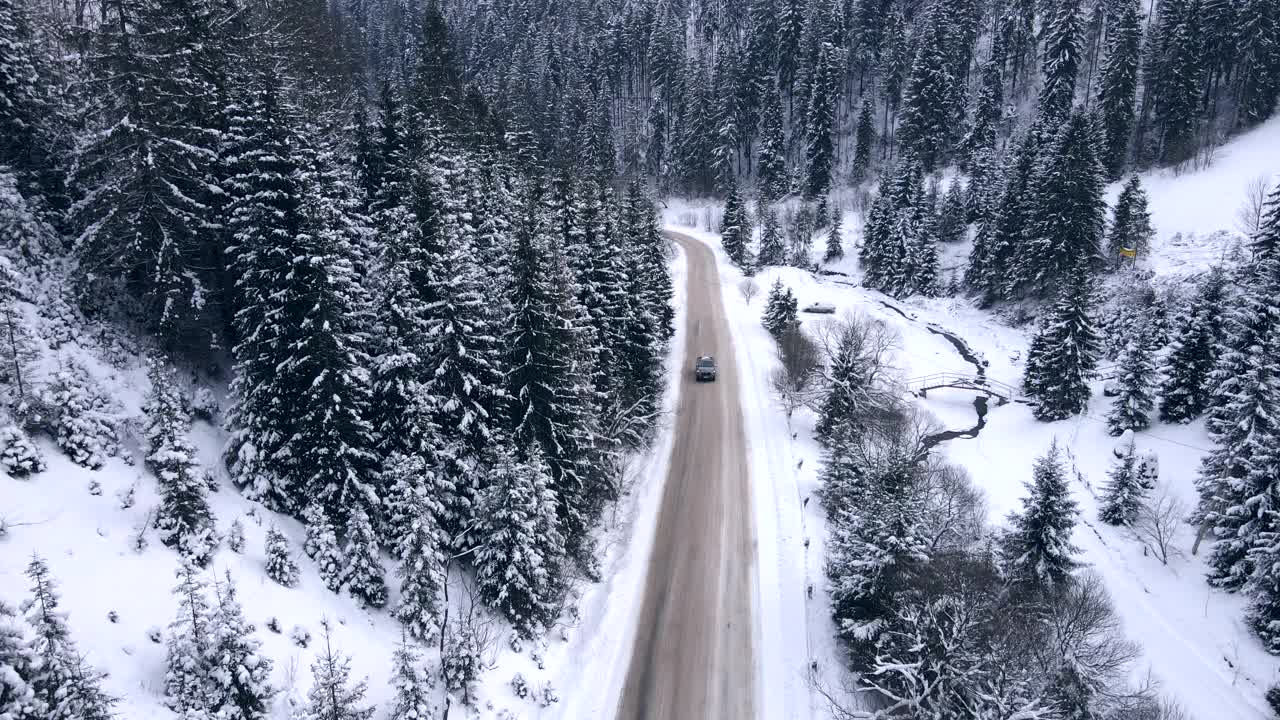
[802,301,837,314]
[694,355,717,382]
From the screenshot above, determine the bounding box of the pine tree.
[1106,321,1158,434]
[164,562,214,714]
[1015,112,1105,299]
[757,81,787,199]
[21,556,116,720]
[1159,267,1228,422]
[896,4,959,171]
[473,441,566,635]
[0,598,37,720]
[394,482,446,644]
[1106,176,1155,262]
[823,211,844,263]
[1097,0,1141,179]
[0,0,62,208]
[146,359,216,567]
[300,622,373,720]
[1099,438,1147,526]
[720,179,750,266]
[1023,270,1101,421]
[815,324,879,445]
[851,100,875,184]
[388,634,436,720]
[264,527,299,590]
[207,571,275,720]
[227,518,246,554]
[1003,442,1081,592]
[342,504,387,609]
[757,204,787,267]
[623,182,674,342]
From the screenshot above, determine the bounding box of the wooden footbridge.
[906,372,1022,405]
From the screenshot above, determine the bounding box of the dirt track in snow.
[614,232,759,720]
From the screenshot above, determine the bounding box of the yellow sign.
[1119,247,1137,258]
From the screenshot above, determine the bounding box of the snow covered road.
[614,232,759,720]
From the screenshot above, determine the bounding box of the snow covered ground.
[663,128,1280,715]
[1,245,691,720]
[1104,115,1280,278]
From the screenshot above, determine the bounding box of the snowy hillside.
[664,114,1280,716]
[1,246,690,720]
[1105,115,1280,278]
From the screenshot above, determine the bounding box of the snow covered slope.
[664,179,1280,718]
[1105,115,1280,277]
[1,248,690,720]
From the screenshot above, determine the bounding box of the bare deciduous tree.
[918,459,988,553]
[739,278,760,305]
[1236,175,1272,239]
[1133,488,1186,566]
[770,327,823,418]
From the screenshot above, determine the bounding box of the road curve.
[615,232,758,720]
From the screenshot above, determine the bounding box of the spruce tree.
[1003,441,1081,592]
[1097,0,1141,179]
[388,634,436,720]
[935,180,968,244]
[473,441,566,636]
[264,526,299,588]
[815,323,878,445]
[164,562,214,714]
[1099,438,1147,526]
[0,598,37,720]
[145,359,216,567]
[1036,0,1084,129]
[757,81,787,199]
[300,622,373,720]
[1106,176,1155,262]
[804,43,838,198]
[720,179,750,266]
[394,482,446,644]
[1159,267,1227,422]
[763,281,799,337]
[1237,0,1280,127]
[1023,270,1101,421]
[0,0,61,207]
[960,56,1003,166]
[22,556,115,720]
[823,211,844,263]
[506,180,597,563]
[757,204,787,267]
[851,100,875,184]
[73,0,237,351]
[1194,259,1280,590]
[207,571,275,720]
[1106,321,1158,434]
[896,5,959,171]
[305,504,346,593]
[341,505,388,609]
[224,65,310,513]
[966,133,1040,301]
[1016,112,1105,299]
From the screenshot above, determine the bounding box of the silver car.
[694,355,717,382]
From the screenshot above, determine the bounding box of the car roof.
[697,355,715,362]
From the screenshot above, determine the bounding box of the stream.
[830,278,996,449]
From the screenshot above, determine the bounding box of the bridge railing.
[905,372,1022,402]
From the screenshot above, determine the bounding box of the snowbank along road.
[615,232,759,720]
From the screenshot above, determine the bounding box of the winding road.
[614,233,759,720]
